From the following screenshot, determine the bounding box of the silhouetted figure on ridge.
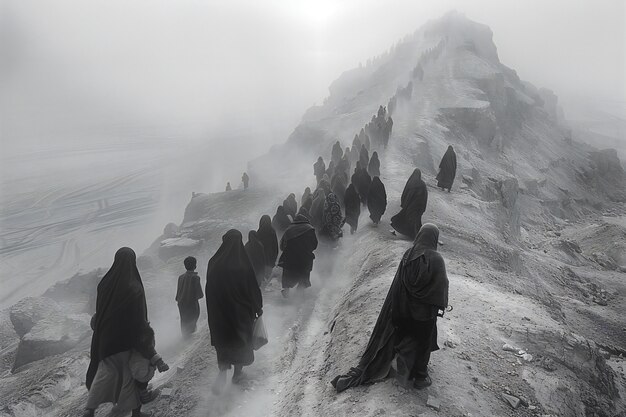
[314,157,326,184]
[390,169,428,239]
[331,224,449,392]
[367,176,387,225]
[225,182,232,192]
[242,172,249,190]
[331,140,343,165]
[436,145,457,192]
[176,256,204,338]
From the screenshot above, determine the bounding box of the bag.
[252,316,268,350]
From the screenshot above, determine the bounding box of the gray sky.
[1,0,624,152]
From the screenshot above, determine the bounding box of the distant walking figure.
[283,193,298,218]
[331,224,449,392]
[278,213,318,298]
[176,256,204,338]
[301,187,312,211]
[257,215,279,280]
[390,169,428,239]
[225,182,232,192]
[368,151,381,177]
[272,206,292,235]
[84,247,168,417]
[367,176,387,225]
[314,157,326,184]
[309,189,326,230]
[436,145,457,192]
[206,230,263,392]
[242,172,250,190]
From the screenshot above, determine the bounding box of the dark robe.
[175,271,204,336]
[331,141,343,165]
[283,194,298,218]
[390,169,428,239]
[313,158,326,183]
[337,156,351,180]
[278,215,318,289]
[331,225,448,392]
[352,165,372,205]
[242,173,249,189]
[436,146,457,191]
[309,189,326,230]
[272,206,292,234]
[86,247,149,389]
[206,230,263,369]
[257,215,279,273]
[344,184,361,234]
[321,193,344,241]
[368,152,381,177]
[367,176,387,224]
[245,230,267,286]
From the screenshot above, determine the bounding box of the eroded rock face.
[12,314,91,372]
[9,297,62,338]
[589,149,624,181]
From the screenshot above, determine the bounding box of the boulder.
[10,297,63,338]
[158,237,202,260]
[12,314,91,372]
[163,222,180,238]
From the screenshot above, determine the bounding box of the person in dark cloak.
[359,144,370,170]
[242,172,249,190]
[383,117,393,148]
[331,224,449,392]
[331,173,347,208]
[309,189,326,230]
[331,140,343,165]
[436,145,457,192]
[301,187,312,210]
[320,192,344,242]
[313,157,326,184]
[225,182,232,191]
[344,184,361,234]
[368,151,381,177]
[175,256,204,338]
[390,169,428,239]
[367,176,387,225]
[245,231,267,286]
[278,214,318,298]
[297,206,311,221]
[206,230,263,391]
[352,163,372,205]
[257,215,278,280]
[272,206,292,235]
[283,193,298,218]
[319,175,331,196]
[84,247,168,417]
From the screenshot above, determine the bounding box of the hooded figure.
[337,155,351,180]
[368,152,381,177]
[331,224,449,392]
[318,175,331,196]
[176,257,204,337]
[321,192,344,241]
[206,230,263,387]
[359,144,370,171]
[390,169,428,239]
[331,172,347,207]
[352,163,372,205]
[301,187,312,211]
[278,214,318,297]
[257,215,279,279]
[367,176,387,224]
[331,140,343,165]
[383,117,393,148]
[283,193,298,218]
[309,189,326,230]
[245,231,267,286]
[344,184,361,234]
[436,146,457,192]
[85,248,153,415]
[272,206,292,235]
[242,172,249,189]
[326,160,336,180]
[297,206,311,221]
[225,182,232,191]
[313,157,326,184]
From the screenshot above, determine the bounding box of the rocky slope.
[1,11,624,417]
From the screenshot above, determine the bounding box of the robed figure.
[367,176,387,225]
[278,214,318,297]
[436,145,457,192]
[331,224,449,392]
[390,169,428,239]
[206,230,263,388]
